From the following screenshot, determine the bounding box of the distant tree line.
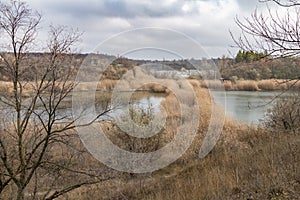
[235,50,268,63]
[1,51,299,82]
[216,56,300,81]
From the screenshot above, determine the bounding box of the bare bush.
[263,93,300,133]
[107,103,163,153]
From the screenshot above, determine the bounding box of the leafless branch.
[260,0,300,7]
[0,1,113,199]
[233,6,300,58]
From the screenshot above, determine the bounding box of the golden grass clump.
[206,80,224,90]
[223,82,233,90]
[235,80,259,91]
[258,79,300,91]
[195,79,300,91]
[258,79,276,90]
[97,79,117,91]
[140,83,167,93]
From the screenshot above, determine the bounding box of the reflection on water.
[73,91,166,121]
[6,89,292,126]
[109,95,165,119]
[0,91,166,125]
[212,91,294,125]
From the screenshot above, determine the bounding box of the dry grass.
[1,78,299,199]
[131,130,300,200]
[193,79,300,91]
[205,80,224,90]
[195,79,259,91]
[0,81,32,97]
[70,121,299,200]
[257,79,277,90]
[285,79,300,90]
[60,87,299,200]
[97,79,117,91]
[140,83,168,93]
[0,81,76,97]
[0,80,169,96]
[235,80,259,91]
[57,82,299,199]
[1,79,298,97]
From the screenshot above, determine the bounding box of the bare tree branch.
[260,0,300,7]
[44,178,113,200]
[0,1,113,199]
[233,6,300,58]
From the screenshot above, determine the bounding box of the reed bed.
[1,79,299,97]
[59,82,299,200]
[235,80,259,91]
[192,79,300,91]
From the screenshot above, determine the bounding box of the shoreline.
[0,79,299,97]
[197,79,300,91]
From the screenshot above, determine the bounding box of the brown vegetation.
[235,80,259,91]
[194,79,300,91]
[264,93,300,134]
[54,82,300,200]
[1,78,297,199]
[0,1,113,199]
[1,1,299,199]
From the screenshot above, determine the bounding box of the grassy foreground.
[0,79,298,199]
[57,83,299,200]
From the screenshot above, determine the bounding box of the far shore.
[194,79,300,91]
[0,79,299,97]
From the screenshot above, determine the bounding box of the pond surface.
[73,90,291,125]
[0,91,166,125]
[71,91,166,121]
[212,91,294,125]
[108,95,165,118]
[2,90,295,126]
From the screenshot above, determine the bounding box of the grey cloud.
[39,0,193,19]
[27,0,260,58]
[236,0,257,9]
[236,0,270,11]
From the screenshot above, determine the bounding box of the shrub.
[263,93,300,134]
[230,76,239,84]
[109,102,164,153]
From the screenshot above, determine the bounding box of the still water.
[1,90,292,126]
[71,91,291,125]
[212,91,292,125]
[71,91,166,121]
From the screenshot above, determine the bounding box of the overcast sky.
[25,0,276,59]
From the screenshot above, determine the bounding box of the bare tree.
[260,0,300,7]
[232,0,300,60]
[0,1,113,199]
